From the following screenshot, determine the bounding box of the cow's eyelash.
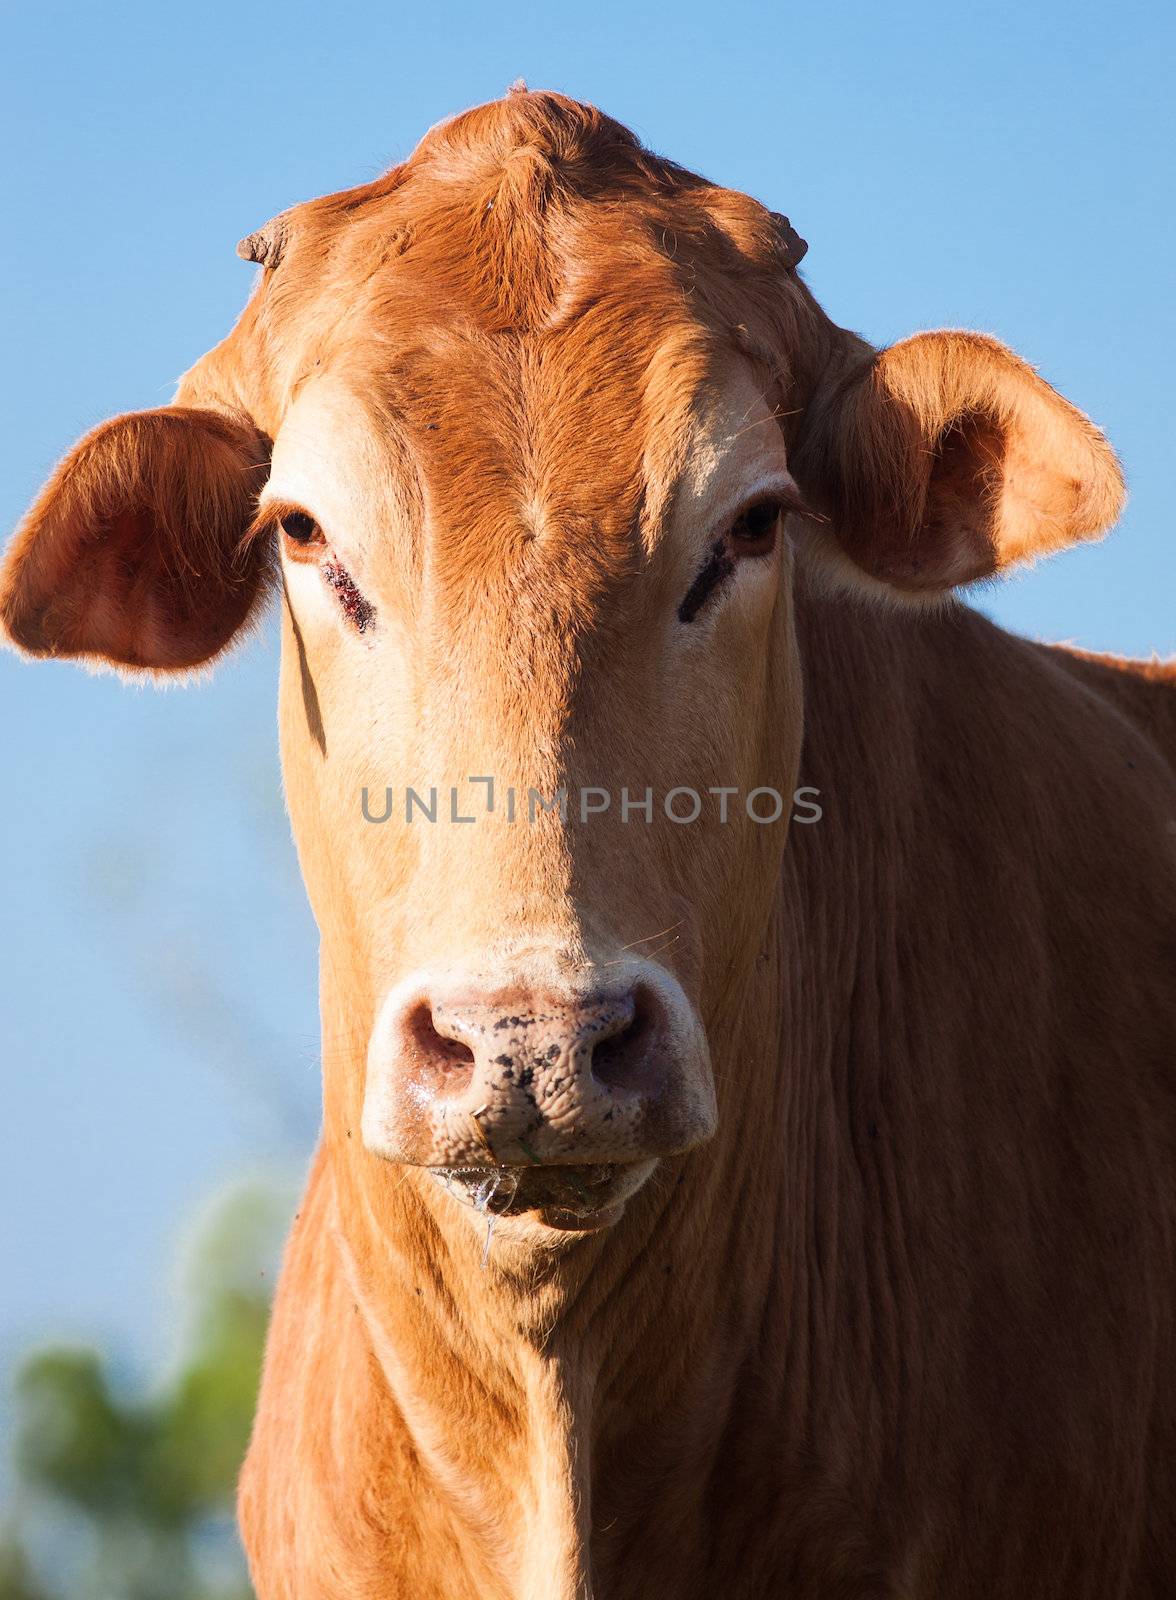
[248,499,324,552]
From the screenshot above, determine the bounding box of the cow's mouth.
[430,1161,649,1229]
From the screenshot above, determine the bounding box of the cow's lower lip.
[429,1162,634,1225]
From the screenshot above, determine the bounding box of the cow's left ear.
[789,331,1125,597]
[1,406,271,673]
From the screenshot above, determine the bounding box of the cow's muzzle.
[362,960,715,1221]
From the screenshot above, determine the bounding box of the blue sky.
[1,0,1173,1388]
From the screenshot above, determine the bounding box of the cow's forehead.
[266,332,786,571]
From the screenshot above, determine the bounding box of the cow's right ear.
[1,406,272,673]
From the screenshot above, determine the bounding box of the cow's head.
[2,92,1122,1236]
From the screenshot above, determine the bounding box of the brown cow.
[3,89,1175,1600]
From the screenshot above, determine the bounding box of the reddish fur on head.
[0,92,1125,675]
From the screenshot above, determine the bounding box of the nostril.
[590,985,659,1091]
[406,1000,475,1089]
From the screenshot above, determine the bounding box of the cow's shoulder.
[1042,643,1176,777]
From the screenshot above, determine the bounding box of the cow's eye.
[728,497,782,556]
[280,509,323,546]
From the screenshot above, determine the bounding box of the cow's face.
[1,92,1123,1235]
[263,331,804,1225]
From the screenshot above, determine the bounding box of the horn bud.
[236,215,288,269]
[770,212,808,271]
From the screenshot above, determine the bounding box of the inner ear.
[916,410,1006,589]
[791,331,1125,600]
[1,407,272,672]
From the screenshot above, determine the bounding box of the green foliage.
[0,1182,288,1600]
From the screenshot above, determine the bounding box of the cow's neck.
[291,591,916,1596]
